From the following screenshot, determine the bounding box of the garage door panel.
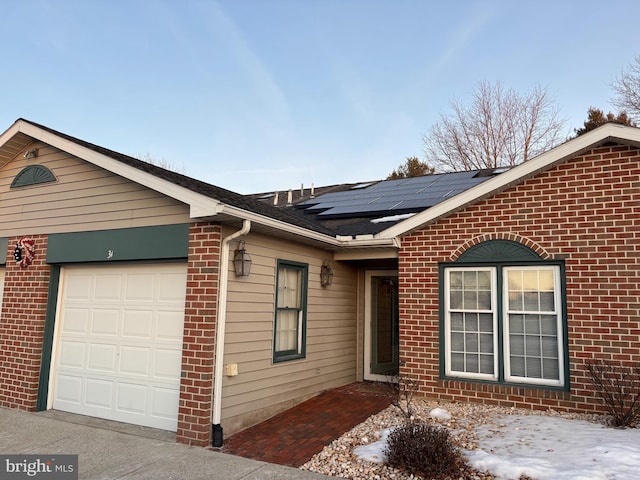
[151,387,180,419]
[91,309,120,336]
[85,379,114,408]
[157,311,185,340]
[154,349,182,379]
[158,273,190,301]
[120,347,151,376]
[59,341,86,368]
[87,344,117,372]
[117,383,148,414]
[65,274,93,300]
[94,274,122,301]
[62,308,90,334]
[55,375,83,403]
[125,274,156,301]
[122,310,153,338]
[52,263,187,431]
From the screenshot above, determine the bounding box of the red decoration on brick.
[14,237,35,268]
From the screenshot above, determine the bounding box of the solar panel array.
[297,170,492,218]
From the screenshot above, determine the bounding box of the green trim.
[47,224,189,264]
[11,165,57,188]
[37,265,61,411]
[458,240,541,263]
[273,259,308,363]
[0,237,7,265]
[439,250,569,392]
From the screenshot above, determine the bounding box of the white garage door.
[52,263,187,431]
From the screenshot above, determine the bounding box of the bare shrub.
[585,359,640,427]
[384,423,468,479]
[382,373,421,423]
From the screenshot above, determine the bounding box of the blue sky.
[2,1,639,194]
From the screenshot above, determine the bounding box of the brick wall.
[0,235,50,410]
[399,145,640,413]
[177,223,221,446]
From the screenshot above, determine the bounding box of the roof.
[377,122,640,239]
[2,119,640,251]
[0,119,340,246]
[288,169,503,235]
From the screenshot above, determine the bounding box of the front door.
[364,270,399,381]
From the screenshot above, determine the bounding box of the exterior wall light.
[233,240,252,276]
[320,260,334,287]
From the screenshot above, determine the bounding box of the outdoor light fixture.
[320,260,334,287]
[23,148,39,159]
[233,240,252,276]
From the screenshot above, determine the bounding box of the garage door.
[52,263,187,431]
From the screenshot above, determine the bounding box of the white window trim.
[444,266,499,381]
[502,265,565,387]
[443,264,566,388]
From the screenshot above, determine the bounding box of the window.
[11,165,56,188]
[441,242,566,388]
[273,260,308,362]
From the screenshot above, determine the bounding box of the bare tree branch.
[611,54,640,122]
[424,81,566,171]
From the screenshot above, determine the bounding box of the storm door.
[364,270,399,381]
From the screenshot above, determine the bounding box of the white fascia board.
[0,121,21,143]
[12,121,222,218]
[377,123,640,239]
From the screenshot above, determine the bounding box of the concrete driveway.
[0,407,332,480]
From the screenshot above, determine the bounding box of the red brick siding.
[176,223,221,446]
[399,145,640,414]
[0,235,50,410]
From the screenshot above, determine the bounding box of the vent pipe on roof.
[311,183,315,198]
[273,191,279,206]
[300,183,304,197]
[287,190,293,206]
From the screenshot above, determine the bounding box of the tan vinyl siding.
[0,143,190,236]
[221,231,358,433]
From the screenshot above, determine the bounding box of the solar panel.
[297,170,495,218]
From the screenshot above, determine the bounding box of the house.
[0,119,638,448]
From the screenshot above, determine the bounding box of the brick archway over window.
[450,233,550,262]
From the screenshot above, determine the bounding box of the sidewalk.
[0,407,332,480]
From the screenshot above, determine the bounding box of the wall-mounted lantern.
[233,240,252,277]
[320,260,334,287]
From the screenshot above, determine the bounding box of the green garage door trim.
[37,265,61,411]
[0,238,7,265]
[47,224,190,263]
[38,224,190,411]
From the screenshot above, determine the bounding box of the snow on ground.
[354,408,640,480]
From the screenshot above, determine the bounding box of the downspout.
[212,219,251,447]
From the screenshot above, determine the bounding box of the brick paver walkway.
[222,383,392,467]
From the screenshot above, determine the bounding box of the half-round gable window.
[456,240,541,263]
[10,165,57,188]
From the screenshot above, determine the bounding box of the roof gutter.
[217,204,400,249]
[211,219,251,447]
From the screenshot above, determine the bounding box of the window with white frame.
[441,245,566,388]
[273,260,308,362]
